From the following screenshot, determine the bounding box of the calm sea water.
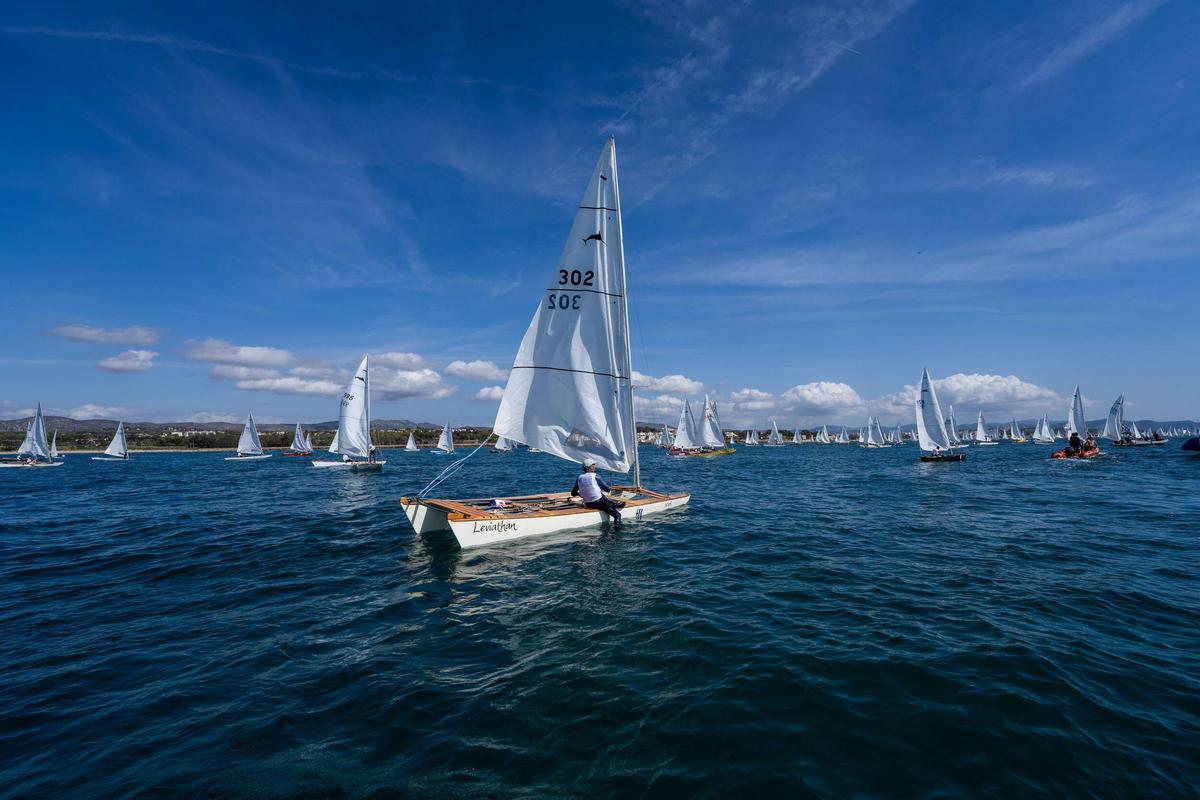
[2,443,1198,797]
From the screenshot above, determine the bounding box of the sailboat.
[492,435,516,453]
[1065,386,1087,438]
[92,421,131,460]
[684,395,734,456]
[945,405,966,448]
[1032,414,1055,444]
[861,416,889,448]
[835,427,850,444]
[915,369,965,462]
[790,428,804,444]
[975,411,998,445]
[743,427,759,446]
[655,424,671,447]
[313,356,384,470]
[814,425,832,445]
[765,420,784,446]
[50,431,59,460]
[0,403,63,468]
[433,422,455,455]
[226,412,271,460]
[282,422,312,456]
[670,400,700,453]
[890,423,905,444]
[1010,418,1026,443]
[400,140,689,548]
[305,433,314,451]
[405,431,419,452]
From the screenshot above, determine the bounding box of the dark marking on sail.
[582,233,603,244]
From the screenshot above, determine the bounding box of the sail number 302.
[548,269,593,310]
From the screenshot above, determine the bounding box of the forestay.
[915,368,952,452]
[492,139,634,473]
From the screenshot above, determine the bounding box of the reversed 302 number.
[547,293,581,310]
[558,269,594,287]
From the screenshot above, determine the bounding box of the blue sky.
[2,0,1197,427]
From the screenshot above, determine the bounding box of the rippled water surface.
[2,443,1198,797]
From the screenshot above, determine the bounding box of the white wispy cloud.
[375,352,427,368]
[634,393,686,421]
[97,349,158,372]
[186,338,292,367]
[1,26,421,84]
[373,367,455,400]
[873,373,1060,419]
[182,411,243,424]
[1019,1,1164,89]
[49,324,159,344]
[472,386,505,401]
[632,371,705,394]
[444,359,509,381]
[234,376,342,396]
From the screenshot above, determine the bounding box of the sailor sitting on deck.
[571,459,624,526]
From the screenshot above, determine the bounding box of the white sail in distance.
[50,431,58,459]
[792,429,802,444]
[836,427,850,444]
[494,435,514,451]
[915,369,952,452]
[493,139,634,473]
[104,421,128,458]
[871,417,887,446]
[1033,414,1054,443]
[743,428,758,446]
[697,395,724,448]
[328,429,340,454]
[405,431,418,451]
[767,420,783,445]
[437,422,455,453]
[945,405,961,444]
[975,411,990,443]
[1011,419,1022,440]
[289,423,307,452]
[1102,394,1124,440]
[334,356,373,459]
[305,433,313,451]
[816,425,830,444]
[237,413,263,456]
[672,401,699,450]
[1066,385,1086,437]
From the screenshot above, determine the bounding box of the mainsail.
[815,425,831,444]
[1066,386,1086,437]
[494,435,515,451]
[18,404,51,460]
[405,431,418,451]
[305,433,313,451]
[237,413,264,456]
[672,401,699,450]
[744,428,758,446]
[696,395,725,448]
[104,421,129,458]
[333,356,373,459]
[946,405,961,444]
[50,431,59,459]
[437,422,455,453]
[975,411,990,443]
[493,139,635,474]
[836,427,850,444]
[328,429,340,454]
[1033,414,1055,443]
[289,423,308,452]
[656,424,671,446]
[871,417,887,446]
[915,368,952,452]
[1102,394,1124,441]
[1011,419,1022,440]
[792,428,803,444]
[767,420,783,445]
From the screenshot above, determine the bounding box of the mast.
[611,138,640,488]
[364,355,372,455]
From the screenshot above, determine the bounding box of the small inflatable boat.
[1052,446,1101,459]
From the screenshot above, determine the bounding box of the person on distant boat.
[1068,431,1082,455]
[368,445,377,463]
[1084,434,1096,451]
[571,459,624,526]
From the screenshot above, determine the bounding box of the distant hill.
[0,416,444,433]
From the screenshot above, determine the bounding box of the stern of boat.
[400,497,451,533]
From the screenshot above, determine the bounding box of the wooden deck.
[401,486,677,522]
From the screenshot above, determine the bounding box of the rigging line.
[416,433,495,499]
[542,287,625,299]
[578,205,617,211]
[509,364,629,381]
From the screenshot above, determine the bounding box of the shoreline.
[0,444,489,455]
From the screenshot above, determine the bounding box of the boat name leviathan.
[471,520,520,534]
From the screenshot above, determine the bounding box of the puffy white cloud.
[634,393,685,421]
[49,324,159,344]
[185,338,292,367]
[69,403,131,419]
[373,367,456,400]
[472,385,505,401]
[234,376,342,396]
[780,381,865,413]
[873,373,1059,418]
[183,411,243,424]
[375,352,427,368]
[445,359,509,381]
[97,349,158,372]
[288,360,345,379]
[632,371,704,394]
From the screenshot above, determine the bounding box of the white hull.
[402,489,690,549]
[311,459,385,471]
[975,441,1000,446]
[91,456,130,461]
[225,454,272,461]
[0,460,64,468]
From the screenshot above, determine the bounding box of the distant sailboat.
[975,411,998,445]
[765,420,784,446]
[743,426,759,446]
[305,433,314,451]
[656,424,671,447]
[1065,386,1087,438]
[50,431,59,460]
[671,401,700,451]
[861,416,889,448]
[791,428,803,444]
[836,427,850,444]
[915,369,964,462]
[1033,414,1055,444]
[684,395,734,456]
[1010,418,1025,443]
[493,435,515,452]
[283,422,312,456]
[1103,395,1126,442]
[314,356,384,470]
[890,423,905,444]
[92,421,131,461]
[945,405,964,448]
[226,413,271,460]
[1,403,62,468]
[400,139,689,547]
[405,431,419,451]
[814,425,831,445]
